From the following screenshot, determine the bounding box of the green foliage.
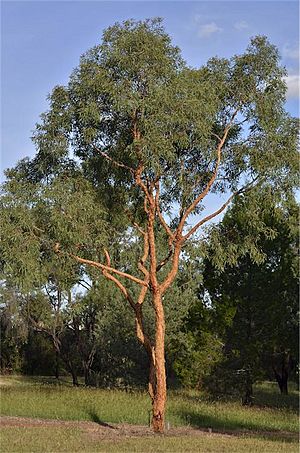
[22,331,57,376]
[0,161,108,290]
[30,20,298,230]
[201,192,299,397]
[0,287,28,373]
[171,331,223,388]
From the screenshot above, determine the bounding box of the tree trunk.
[274,370,288,394]
[66,360,79,386]
[242,383,253,405]
[70,367,79,386]
[83,346,96,386]
[55,350,59,380]
[151,291,167,433]
[84,364,94,386]
[242,369,253,406]
[272,351,290,395]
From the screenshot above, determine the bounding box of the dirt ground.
[0,415,215,440]
[0,416,297,443]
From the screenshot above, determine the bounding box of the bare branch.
[103,248,111,266]
[137,278,149,305]
[183,194,235,241]
[103,268,136,310]
[177,109,239,236]
[93,146,134,174]
[125,208,146,236]
[138,232,149,278]
[183,177,260,241]
[70,254,148,287]
[144,196,149,214]
[160,243,182,294]
[211,132,222,142]
[135,164,153,206]
[78,280,92,291]
[156,248,173,272]
[155,182,175,241]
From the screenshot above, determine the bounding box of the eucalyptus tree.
[16,19,299,431]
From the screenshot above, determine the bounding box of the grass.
[1,426,299,452]
[0,376,298,432]
[0,376,299,452]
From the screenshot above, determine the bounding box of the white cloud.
[282,44,299,60]
[234,20,249,31]
[285,75,300,99]
[198,22,222,38]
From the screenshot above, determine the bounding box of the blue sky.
[1,1,299,177]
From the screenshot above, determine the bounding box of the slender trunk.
[55,350,59,379]
[63,357,79,386]
[83,363,93,386]
[272,351,290,395]
[242,383,253,405]
[70,364,79,386]
[274,370,288,395]
[151,291,167,433]
[83,346,96,386]
[242,369,253,406]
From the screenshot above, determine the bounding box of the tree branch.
[177,109,239,236]
[160,243,182,294]
[156,248,173,272]
[70,254,148,287]
[93,146,135,174]
[135,163,153,206]
[78,280,92,291]
[183,176,260,241]
[155,182,175,241]
[102,267,136,310]
[138,232,149,278]
[125,208,146,236]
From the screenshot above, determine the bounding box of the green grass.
[0,376,298,452]
[0,376,298,434]
[1,426,298,452]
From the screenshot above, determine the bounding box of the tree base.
[152,413,164,433]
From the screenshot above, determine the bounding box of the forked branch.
[102,266,136,310]
[177,110,239,235]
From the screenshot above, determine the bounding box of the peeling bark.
[151,291,167,433]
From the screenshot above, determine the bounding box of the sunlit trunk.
[151,291,167,433]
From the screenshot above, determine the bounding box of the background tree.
[0,160,109,384]
[201,191,299,402]
[0,285,28,373]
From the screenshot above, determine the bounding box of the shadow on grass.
[171,384,299,414]
[254,386,299,413]
[175,409,298,444]
[87,411,116,429]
